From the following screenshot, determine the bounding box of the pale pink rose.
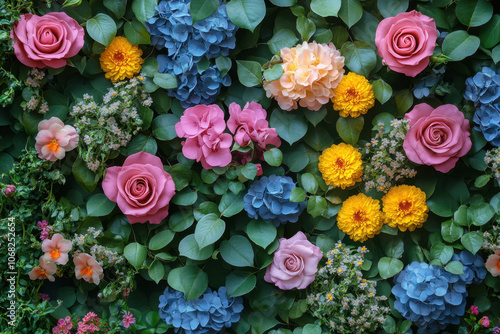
[175,104,226,139]
[10,12,84,68]
[485,250,500,277]
[264,41,344,111]
[264,231,322,290]
[35,117,79,161]
[42,233,73,265]
[403,103,472,173]
[28,257,57,282]
[375,10,437,77]
[102,151,176,224]
[73,253,104,285]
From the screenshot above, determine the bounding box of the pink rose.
[102,151,176,224]
[375,10,437,77]
[10,12,84,68]
[485,250,500,277]
[264,231,322,290]
[403,103,472,173]
[35,117,79,161]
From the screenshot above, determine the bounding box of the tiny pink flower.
[35,117,79,161]
[28,256,57,282]
[73,253,104,285]
[122,311,135,329]
[255,163,263,176]
[480,316,491,328]
[470,305,479,315]
[42,233,73,265]
[4,185,16,196]
[39,293,50,301]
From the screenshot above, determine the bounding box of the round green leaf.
[307,196,327,218]
[461,232,484,255]
[290,187,306,203]
[179,234,213,260]
[269,0,297,6]
[241,163,258,180]
[86,193,116,217]
[263,64,283,82]
[474,175,491,188]
[86,13,117,46]
[395,89,414,114]
[372,79,393,104]
[167,265,208,300]
[126,134,158,155]
[218,192,245,217]
[301,173,319,194]
[268,29,299,55]
[226,0,266,32]
[215,55,232,77]
[153,73,178,89]
[190,0,219,23]
[220,235,254,267]
[310,0,341,17]
[296,16,316,41]
[152,114,180,141]
[441,219,464,243]
[124,242,147,269]
[430,242,454,264]
[169,211,195,232]
[479,14,500,48]
[444,261,464,275]
[124,19,151,45]
[270,108,308,145]
[226,272,257,297]
[131,0,157,23]
[57,287,76,308]
[340,41,376,77]
[148,258,165,284]
[442,30,481,61]
[338,0,363,27]
[456,0,493,27]
[264,148,283,166]
[246,219,277,248]
[378,257,404,279]
[104,0,127,19]
[377,0,409,18]
[172,187,198,206]
[194,213,226,248]
[149,229,175,250]
[336,116,364,145]
[236,60,262,87]
[467,202,495,226]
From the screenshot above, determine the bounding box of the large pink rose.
[10,12,84,68]
[375,10,437,77]
[102,151,176,224]
[264,231,322,290]
[403,103,472,173]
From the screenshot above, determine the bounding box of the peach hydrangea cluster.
[263,41,345,111]
[35,117,79,161]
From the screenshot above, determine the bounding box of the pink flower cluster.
[176,102,281,169]
[29,233,73,282]
[37,220,53,240]
[122,311,135,329]
[76,312,102,334]
[52,316,73,334]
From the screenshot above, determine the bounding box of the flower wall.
[1,0,500,333]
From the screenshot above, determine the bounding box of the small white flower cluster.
[484,148,500,184]
[25,68,45,88]
[90,244,124,267]
[362,120,416,192]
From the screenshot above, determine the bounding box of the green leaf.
[152,114,180,141]
[302,324,322,334]
[264,148,283,166]
[167,265,208,300]
[430,241,454,264]
[153,73,178,89]
[172,187,198,206]
[383,316,396,334]
[351,11,379,50]
[307,196,327,218]
[236,60,262,87]
[290,187,306,203]
[86,13,117,47]
[378,257,404,279]
[383,238,404,258]
[268,29,299,55]
[126,134,157,155]
[456,0,493,27]
[226,0,266,32]
[445,261,464,275]
[215,55,232,77]
[149,229,175,250]
[124,242,147,269]
[194,213,225,248]
[179,234,213,260]
[479,14,500,48]
[377,0,409,18]
[474,175,491,188]
[313,28,333,44]
[467,202,495,226]
[104,0,127,19]
[131,0,157,23]
[226,272,257,297]
[169,211,195,232]
[246,219,277,248]
[194,202,219,220]
[165,164,191,191]
[340,41,376,77]
[241,163,258,180]
[124,19,151,45]
[416,3,450,30]
[304,107,327,126]
[372,79,392,104]
[442,30,481,61]
[461,232,484,254]
[493,44,500,64]
[190,0,219,23]
[220,235,254,267]
[301,173,319,194]
[148,259,165,284]
[57,287,76,308]
[338,0,363,27]
[218,192,245,217]
[441,219,464,243]
[395,89,414,114]
[86,193,116,217]
[270,108,308,145]
[310,0,341,17]
[270,0,297,6]
[263,64,283,82]
[336,116,364,145]
[296,17,316,41]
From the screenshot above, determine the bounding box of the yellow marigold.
[332,72,375,118]
[263,41,345,111]
[337,193,384,242]
[100,36,144,82]
[382,185,428,232]
[318,143,363,189]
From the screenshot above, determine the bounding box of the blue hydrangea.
[392,262,468,334]
[473,103,500,146]
[158,286,244,334]
[244,175,306,227]
[451,250,487,285]
[464,67,500,106]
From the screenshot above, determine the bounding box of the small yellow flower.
[382,185,429,232]
[318,143,363,189]
[331,72,375,118]
[327,294,333,300]
[100,36,144,82]
[337,193,384,242]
